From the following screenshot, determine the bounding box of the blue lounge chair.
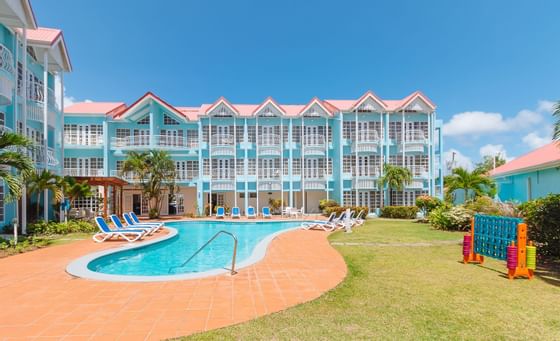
[231,207,240,218]
[216,206,225,219]
[262,207,272,219]
[130,211,163,227]
[247,206,256,219]
[110,214,156,235]
[93,216,145,243]
[123,213,162,233]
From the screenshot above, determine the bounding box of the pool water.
[87,220,304,276]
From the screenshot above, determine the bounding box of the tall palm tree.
[553,101,560,141]
[62,176,93,205]
[0,131,34,201]
[378,164,413,206]
[26,169,64,220]
[122,150,176,218]
[445,167,495,202]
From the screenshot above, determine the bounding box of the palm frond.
[553,101,560,141]
[0,131,33,149]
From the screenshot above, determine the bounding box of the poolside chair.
[130,211,163,228]
[302,212,338,232]
[282,207,292,217]
[231,207,241,219]
[247,206,256,219]
[216,206,225,219]
[93,216,145,243]
[352,210,365,226]
[123,213,162,234]
[110,214,157,235]
[262,207,272,219]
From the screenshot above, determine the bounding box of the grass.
[185,219,560,340]
[0,232,91,258]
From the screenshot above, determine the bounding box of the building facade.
[64,91,443,216]
[0,0,71,231]
[491,142,560,202]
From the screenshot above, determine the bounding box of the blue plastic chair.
[231,207,240,218]
[216,206,225,218]
[247,206,256,219]
[262,207,271,218]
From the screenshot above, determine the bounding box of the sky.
[33,0,559,169]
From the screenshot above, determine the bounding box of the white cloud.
[479,144,508,159]
[537,100,555,113]
[522,131,551,149]
[443,109,543,137]
[54,74,92,108]
[443,149,473,173]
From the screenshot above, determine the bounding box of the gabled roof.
[65,102,126,115]
[299,97,334,117]
[19,27,72,72]
[397,91,436,111]
[252,97,286,116]
[112,92,188,120]
[350,91,387,111]
[0,0,37,30]
[490,142,560,177]
[205,97,240,116]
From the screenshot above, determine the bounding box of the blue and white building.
[63,91,444,216]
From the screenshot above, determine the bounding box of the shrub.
[520,194,560,259]
[380,206,419,219]
[415,195,442,216]
[464,196,501,215]
[27,220,96,235]
[319,199,339,212]
[429,205,473,231]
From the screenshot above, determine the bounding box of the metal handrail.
[168,230,238,275]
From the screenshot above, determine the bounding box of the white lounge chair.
[93,217,145,243]
[231,207,241,218]
[302,212,338,232]
[110,214,157,235]
[247,206,256,219]
[123,213,162,233]
[129,212,163,228]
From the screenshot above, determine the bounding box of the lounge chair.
[282,207,292,217]
[216,206,225,219]
[110,214,157,235]
[247,206,256,219]
[130,211,163,228]
[123,213,162,233]
[93,216,145,243]
[352,210,365,226]
[302,212,337,231]
[231,207,241,218]
[262,207,272,219]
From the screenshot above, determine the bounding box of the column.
[21,27,27,233]
[288,119,293,207]
[149,103,155,148]
[43,51,49,221]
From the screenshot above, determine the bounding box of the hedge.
[27,220,97,235]
[380,206,419,219]
[520,194,560,259]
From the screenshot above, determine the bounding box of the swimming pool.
[67,220,305,282]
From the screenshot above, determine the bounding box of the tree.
[0,131,34,201]
[444,167,495,202]
[122,150,176,218]
[474,155,506,174]
[62,176,93,206]
[554,101,560,142]
[378,164,413,206]
[26,169,64,220]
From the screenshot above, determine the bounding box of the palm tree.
[0,131,34,201]
[553,101,560,141]
[122,150,176,218]
[378,164,413,206]
[26,169,64,221]
[62,176,93,206]
[444,167,495,202]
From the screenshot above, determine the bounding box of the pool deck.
[0,223,346,340]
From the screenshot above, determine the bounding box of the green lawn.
[185,219,560,340]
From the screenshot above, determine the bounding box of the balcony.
[352,130,380,153]
[405,180,425,189]
[19,78,58,125]
[111,136,150,149]
[410,165,429,179]
[353,179,377,190]
[175,170,198,182]
[303,134,326,156]
[257,134,281,156]
[63,168,105,177]
[210,133,235,156]
[303,168,326,190]
[258,168,281,191]
[353,166,380,178]
[210,168,235,191]
[110,170,147,183]
[31,146,59,167]
[398,129,428,153]
[0,44,15,105]
[64,133,104,147]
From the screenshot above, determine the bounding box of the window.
[202,126,209,143]
[292,126,301,143]
[203,159,210,176]
[343,156,354,174]
[389,122,402,141]
[137,116,150,125]
[247,159,256,175]
[283,158,289,176]
[292,159,301,175]
[164,114,179,125]
[343,191,355,207]
[116,160,124,171]
[283,125,289,143]
[247,126,256,143]
[236,159,244,176]
[116,128,130,139]
[236,125,244,143]
[187,160,199,179]
[72,187,101,214]
[343,121,355,140]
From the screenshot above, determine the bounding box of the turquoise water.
[87,220,304,276]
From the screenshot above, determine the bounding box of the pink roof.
[20,27,62,44]
[64,102,126,115]
[490,142,560,176]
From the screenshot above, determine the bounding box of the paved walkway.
[0,228,346,340]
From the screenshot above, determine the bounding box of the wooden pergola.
[73,176,128,218]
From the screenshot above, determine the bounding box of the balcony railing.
[303,168,325,179]
[175,170,198,181]
[409,165,429,178]
[257,133,281,146]
[211,168,235,180]
[17,75,58,124]
[111,136,150,148]
[0,44,15,105]
[31,146,58,167]
[352,130,380,153]
[353,179,377,190]
[405,180,425,189]
[258,168,281,180]
[63,168,105,177]
[210,133,234,146]
[258,182,282,191]
[353,166,380,178]
[156,135,185,147]
[64,133,104,146]
[110,170,148,182]
[303,134,326,155]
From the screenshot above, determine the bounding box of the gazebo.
[73,176,128,218]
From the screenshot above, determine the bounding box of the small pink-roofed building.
[490,141,560,202]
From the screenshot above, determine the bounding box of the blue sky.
[34,0,559,168]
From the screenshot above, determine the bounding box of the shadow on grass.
[458,259,560,285]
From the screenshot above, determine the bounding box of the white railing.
[406,180,425,189]
[0,44,15,77]
[111,136,150,148]
[303,134,325,146]
[353,166,380,178]
[211,182,235,191]
[356,130,380,143]
[403,129,427,143]
[110,170,148,182]
[156,135,186,147]
[303,168,325,179]
[0,44,14,105]
[258,168,281,180]
[31,146,58,167]
[64,132,104,146]
[353,179,377,190]
[258,182,282,191]
[175,170,198,181]
[257,133,281,146]
[63,168,105,177]
[210,133,234,146]
[409,165,429,178]
[212,168,235,180]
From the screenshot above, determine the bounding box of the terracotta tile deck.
[0,226,346,340]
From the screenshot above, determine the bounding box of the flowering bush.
[415,195,442,216]
[429,205,473,231]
